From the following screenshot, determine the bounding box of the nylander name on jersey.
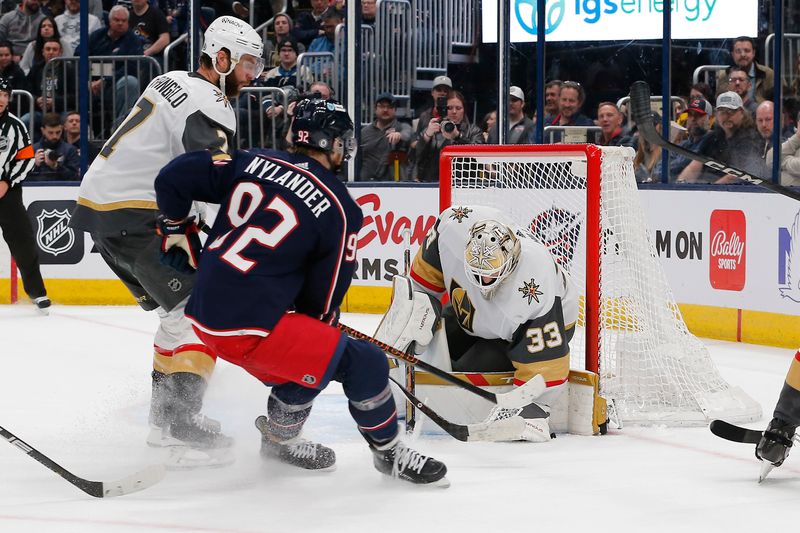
[242,155,331,218]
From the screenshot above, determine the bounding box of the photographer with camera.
[414,90,483,182]
[360,92,413,181]
[29,111,79,181]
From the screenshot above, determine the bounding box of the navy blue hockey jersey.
[154,149,362,336]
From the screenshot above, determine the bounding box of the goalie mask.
[464,219,521,297]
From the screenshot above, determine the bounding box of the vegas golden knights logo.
[449,279,475,333]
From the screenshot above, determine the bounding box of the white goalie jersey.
[73,71,236,234]
[409,205,578,388]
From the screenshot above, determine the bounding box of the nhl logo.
[36,208,74,256]
[0,136,8,151]
[301,374,317,385]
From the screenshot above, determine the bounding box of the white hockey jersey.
[410,205,578,386]
[73,71,235,234]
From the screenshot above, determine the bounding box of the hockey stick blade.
[388,376,528,442]
[339,323,546,408]
[1,425,166,498]
[709,419,763,444]
[629,81,800,202]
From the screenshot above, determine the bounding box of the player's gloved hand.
[156,215,201,274]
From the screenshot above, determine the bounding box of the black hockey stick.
[388,376,528,442]
[339,323,545,409]
[0,425,166,498]
[629,81,800,202]
[709,419,763,444]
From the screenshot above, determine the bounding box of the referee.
[0,77,50,312]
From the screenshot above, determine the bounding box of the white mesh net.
[444,145,761,425]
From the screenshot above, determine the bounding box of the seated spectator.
[767,128,800,186]
[596,101,633,147]
[360,92,412,181]
[29,111,79,180]
[633,111,663,183]
[486,86,534,144]
[479,109,496,142]
[361,0,376,25]
[677,82,715,129]
[264,13,304,68]
[727,66,757,117]
[22,36,71,138]
[62,109,98,163]
[676,92,762,184]
[0,40,27,93]
[670,97,716,181]
[128,0,170,62]
[54,0,100,66]
[38,0,62,18]
[716,36,775,104]
[543,81,593,142]
[414,90,483,182]
[21,15,71,74]
[756,100,776,157]
[308,8,339,54]
[540,79,561,124]
[82,5,142,132]
[0,0,45,59]
[294,0,327,47]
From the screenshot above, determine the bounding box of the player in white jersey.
[70,16,264,467]
[375,205,578,440]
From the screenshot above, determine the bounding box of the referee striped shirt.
[0,111,35,188]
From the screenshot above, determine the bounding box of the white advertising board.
[482,0,758,43]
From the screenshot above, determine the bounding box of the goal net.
[440,144,761,426]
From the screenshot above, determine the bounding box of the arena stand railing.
[764,32,800,89]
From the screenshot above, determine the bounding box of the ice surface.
[0,305,798,533]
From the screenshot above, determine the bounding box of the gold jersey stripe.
[411,254,444,291]
[785,353,800,391]
[170,350,217,380]
[76,197,158,211]
[512,353,570,385]
[153,352,172,374]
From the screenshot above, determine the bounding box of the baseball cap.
[687,98,712,115]
[375,92,396,107]
[716,91,743,110]
[432,75,452,89]
[509,86,524,102]
[278,36,299,54]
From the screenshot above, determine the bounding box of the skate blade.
[758,462,775,483]
[164,446,235,470]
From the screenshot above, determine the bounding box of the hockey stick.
[0,425,166,498]
[401,227,417,433]
[388,376,529,442]
[338,323,546,409]
[629,81,800,202]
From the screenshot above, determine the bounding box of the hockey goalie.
[374,205,607,441]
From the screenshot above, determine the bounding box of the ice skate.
[369,435,449,487]
[756,417,797,481]
[255,415,336,471]
[32,296,51,315]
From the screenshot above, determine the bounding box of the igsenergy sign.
[482,0,757,42]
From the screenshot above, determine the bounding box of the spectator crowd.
[0,0,798,186]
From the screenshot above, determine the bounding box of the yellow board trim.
[4,281,800,349]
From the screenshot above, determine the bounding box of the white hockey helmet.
[464,219,521,297]
[202,16,265,80]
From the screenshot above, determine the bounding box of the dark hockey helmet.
[0,77,12,96]
[291,98,356,160]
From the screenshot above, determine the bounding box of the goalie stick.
[629,81,800,203]
[339,323,546,409]
[0,425,166,498]
[388,376,531,442]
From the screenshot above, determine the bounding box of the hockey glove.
[157,215,202,274]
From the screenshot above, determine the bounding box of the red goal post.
[438,143,761,425]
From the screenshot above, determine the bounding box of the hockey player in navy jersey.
[153,98,448,486]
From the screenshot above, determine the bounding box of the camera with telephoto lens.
[440,119,457,134]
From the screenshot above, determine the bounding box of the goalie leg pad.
[374,275,441,353]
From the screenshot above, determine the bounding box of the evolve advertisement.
[482,0,758,43]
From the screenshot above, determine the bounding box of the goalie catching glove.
[374,275,441,353]
[157,215,202,274]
